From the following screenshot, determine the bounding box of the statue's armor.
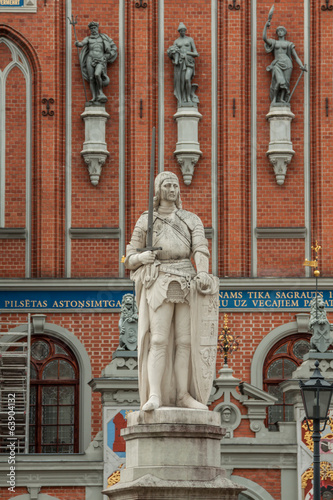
[126,209,209,311]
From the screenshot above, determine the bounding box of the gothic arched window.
[29,336,79,453]
[0,37,32,277]
[263,333,311,430]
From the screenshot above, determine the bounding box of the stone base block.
[103,472,242,499]
[103,408,244,500]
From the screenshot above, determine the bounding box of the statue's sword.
[287,65,307,103]
[137,127,162,253]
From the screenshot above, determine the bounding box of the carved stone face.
[90,25,99,36]
[179,28,186,37]
[160,180,180,203]
[276,27,287,38]
[221,408,231,422]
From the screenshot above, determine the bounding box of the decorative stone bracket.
[173,107,202,185]
[266,106,295,186]
[81,106,110,186]
[239,382,277,435]
[211,366,277,437]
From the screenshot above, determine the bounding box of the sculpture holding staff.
[167,22,199,108]
[263,6,307,106]
[125,170,219,411]
[74,21,117,105]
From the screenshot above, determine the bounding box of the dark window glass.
[29,336,79,453]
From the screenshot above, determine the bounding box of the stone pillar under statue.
[103,407,244,500]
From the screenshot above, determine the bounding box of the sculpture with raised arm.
[125,171,219,411]
[263,6,306,106]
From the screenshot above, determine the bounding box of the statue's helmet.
[88,21,99,29]
[177,22,187,32]
[153,171,182,209]
[276,26,287,36]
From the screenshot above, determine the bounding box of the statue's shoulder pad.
[177,209,202,227]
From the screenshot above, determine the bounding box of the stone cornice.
[0,277,332,290]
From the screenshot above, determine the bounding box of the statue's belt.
[158,264,194,281]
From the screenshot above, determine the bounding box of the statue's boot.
[143,343,166,412]
[142,394,160,412]
[175,344,208,410]
[97,92,107,103]
[176,393,208,410]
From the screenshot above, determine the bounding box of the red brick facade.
[0,0,331,499]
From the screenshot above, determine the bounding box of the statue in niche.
[116,294,138,352]
[125,171,219,411]
[167,22,199,108]
[75,21,117,105]
[263,8,306,106]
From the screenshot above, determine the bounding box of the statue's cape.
[79,34,117,83]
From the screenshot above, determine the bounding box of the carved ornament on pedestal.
[266,106,295,185]
[173,107,202,185]
[81,106,110,186]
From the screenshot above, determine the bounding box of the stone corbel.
[31,314,46,334]
[173,107,202,185]
[81,106,110,186]
[239,382,277,435]
[266,106,295,185]
[28,487,41,500]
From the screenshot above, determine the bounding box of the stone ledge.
[127,407,221,427]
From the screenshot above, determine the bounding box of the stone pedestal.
[174,107,202,186]
[81,106,110,186]
[266,105,295,186]
[103,408,243,499]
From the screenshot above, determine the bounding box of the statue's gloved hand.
[196,272,213,293]
[139,251,156,265]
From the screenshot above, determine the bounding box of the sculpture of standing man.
[263,10,306,105]
[75,21,117,105]
[125,172,219,411]
[167,22,199,108]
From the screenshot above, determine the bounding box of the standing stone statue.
[167,22,199,108]
[75,21,117,105]
[263,14,306,105]
[125,171,219,411]
[309,296,333,353]
[117,293,138,352]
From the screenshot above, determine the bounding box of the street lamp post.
[299,361,333,500]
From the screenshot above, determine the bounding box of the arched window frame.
[29,335,80,453]
[263,333,311,429]
[3,322,92,453]
[250,314,309,389]
[0,37,32,276]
